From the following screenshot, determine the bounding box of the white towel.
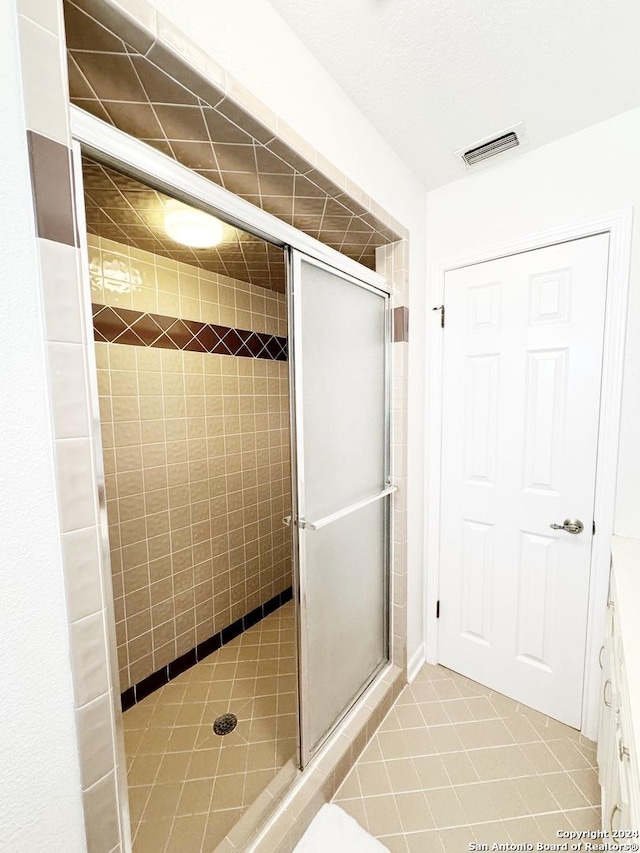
[294,804,390,852]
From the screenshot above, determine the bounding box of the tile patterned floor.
[123,601,296,853]
[333,663,601,853]
[123,626,601,853]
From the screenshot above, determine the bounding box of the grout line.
[336,767,600,801]
[372,803,601,837]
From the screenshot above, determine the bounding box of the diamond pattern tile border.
[93,303,288,361]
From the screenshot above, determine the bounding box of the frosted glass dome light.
[164,202,224,248]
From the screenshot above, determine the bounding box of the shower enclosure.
[72,107,393,842]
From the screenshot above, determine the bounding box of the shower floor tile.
[124,601,297,852]
[333,664,600,852]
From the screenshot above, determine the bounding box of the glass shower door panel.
[293,254,390,762]
[305,502,385,749]
[299,261,385,520]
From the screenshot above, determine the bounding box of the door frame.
[424,210,633,739]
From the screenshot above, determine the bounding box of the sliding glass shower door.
[289,251,392,766]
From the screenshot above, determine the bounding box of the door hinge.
[436,600,440,619]
[592,520,596,535]
[432,305,445,328]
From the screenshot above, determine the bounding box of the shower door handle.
[299,485,397,532]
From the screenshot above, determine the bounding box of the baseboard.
[407,642,426,683]
[121,586,293,711]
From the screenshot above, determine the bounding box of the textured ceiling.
[63,0,400,272]
[268,0,640,189]
[82,157,286,291]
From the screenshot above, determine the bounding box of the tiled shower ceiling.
[63,0,401,271]
[83,157,287,291]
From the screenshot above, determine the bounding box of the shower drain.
[213,713,238,736]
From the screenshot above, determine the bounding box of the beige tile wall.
[377,241,409,673]
[88,234,287,337]
[90,237,292,691]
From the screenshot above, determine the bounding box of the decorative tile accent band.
[393,305,409,343]
[93,303,288,360]
[26,131,77,247]
[121,587,294,710]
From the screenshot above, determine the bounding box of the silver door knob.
[550,518,584,534]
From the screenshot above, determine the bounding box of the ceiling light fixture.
[164,201,224,248]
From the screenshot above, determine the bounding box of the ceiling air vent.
[455,124,526,169]
[463,131,519,166]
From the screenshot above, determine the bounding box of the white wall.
[0,2,87,850]
[426,106,640,538]
[150,0,430,661]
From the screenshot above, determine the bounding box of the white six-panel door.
[438,234,609,728]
